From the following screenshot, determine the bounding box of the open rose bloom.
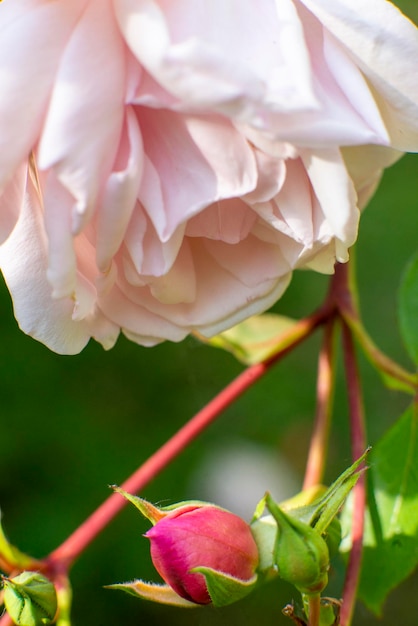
[1,1,418,353]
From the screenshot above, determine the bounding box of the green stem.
[342,310,417,392]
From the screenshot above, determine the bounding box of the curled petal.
[0,0,88,190]
[0,168,118,354]
[137,109,257,240]
[115,0,317,118]
[300,0,418,150]
[301,147,358,253]
[0,160,28,244]
[96,108,144,272]
[37,0,126,233]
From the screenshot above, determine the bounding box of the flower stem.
[342,310,417,392]
[0,613,13,626]
[332,260,417,392]
[339,322,367,626]
[303,319,337,490]
[307,594,321,626]
[47,309,326,570]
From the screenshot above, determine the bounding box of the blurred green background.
[1,3,418,625]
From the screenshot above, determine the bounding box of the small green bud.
[2,572,57,626]
[265,494,329,595]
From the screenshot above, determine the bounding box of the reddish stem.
[340,322,367,626]
[0,613,13,626]
[303,319,336,490]
[308,593,321,626]
[47,309,327,571]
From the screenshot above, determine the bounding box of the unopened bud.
[113,489,259,607]
[265,494,329,595]
[2,571,57,626]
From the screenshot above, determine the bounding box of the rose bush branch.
[303,318,337,490]
[0,612,13,626]
[339,322,367,626]
[335,261,417,392]
[46,306,328,572]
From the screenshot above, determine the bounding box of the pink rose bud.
[145,504,259,605]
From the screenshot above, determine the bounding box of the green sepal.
[111,487,166,525]
[105,580,198,608]
[251,452,367,577]
[54,576,72,626]
[2,572,57,626]
[265,494,329,595]
[279,485,327,511]
[286,449,369,534]
[112,486,209,525]
[191,567,258,607]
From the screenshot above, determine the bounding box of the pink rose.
[0,0,417,353]
[145,503,259,604]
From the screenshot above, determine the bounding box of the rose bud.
[145,503,259,604]
[111,489,259,607]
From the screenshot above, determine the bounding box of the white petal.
[342,144,402,208]
[37,0,125,232]
[300,0,418,151]
[96,108,144,272]
[301,148,359,250]
[0,0,88,190]
[138,109,257,240]
[0,169,91,354]
[115,0,317,116]
[0,160,28,244]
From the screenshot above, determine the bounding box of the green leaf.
[340,405,418,614]
[278,450,368,533]
[399,252,418,365]
[198,313,298,365]
[192,567,258,607]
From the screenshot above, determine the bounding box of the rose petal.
[37,0,125,233]
[0,168,118,354]
[185,198,257,243]
[115,0,317,116]
[0,160,28,244]
[301,147,358,251]
[342,144,402,209]
[112,237,292,336]
[96,107,144,272]
[123,203,185,278]
[137,109,257,240]
[300,0,418,150]
[0,0,88,190]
